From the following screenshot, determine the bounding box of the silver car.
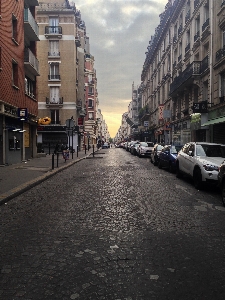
[137,142,154,157]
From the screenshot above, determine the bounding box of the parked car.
[130,142,140,155]
[176,142,225,189]
[218,158,225,206]
[151,144,164,165]
[129,141,139,153]
[102,142,110,149]
[158,145,182,172]
[137,142,154,157]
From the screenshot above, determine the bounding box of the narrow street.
[1,147,225,300]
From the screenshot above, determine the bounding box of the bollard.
[77,145,79,157]
[92,144,94,157]
[57,152,59,167]
[52,153,54,170]
[49,143,51,155]
[72,147,73,160]
[85,144,86,154]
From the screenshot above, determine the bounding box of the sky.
[73,0,168,137]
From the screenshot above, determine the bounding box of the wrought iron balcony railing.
[216,45,225,62]
[202,18,209,32]
[185,10,190,23]
[194,31,200,42]
[185,43,190,53]
[48,75,61,80]
[194,0,200,9]
[170,61,201,95]
[45,26,62,35]
[48,52,60,57]
[46,97,63,105]
[178,24,183,35]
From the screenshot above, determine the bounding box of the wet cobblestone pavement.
[1,148,225,299]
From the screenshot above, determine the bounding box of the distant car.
[158,145,182,172]
[102,142,109,149]
[151,144,164,165]
[176,142,225,189]
[137,142,154,157]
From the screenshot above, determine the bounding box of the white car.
[176,142,225,189]
[137,142,154,157]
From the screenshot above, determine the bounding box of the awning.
[202,116,225,126]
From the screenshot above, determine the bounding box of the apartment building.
[36,0,80,152]
[0,0,39,164]
[141,0,225,145]
[84,52,98,146]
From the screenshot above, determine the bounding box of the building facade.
[0,0,39,164]
[36,0,80,152]
[140,0,225,146]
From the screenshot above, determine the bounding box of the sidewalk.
[0,149,96,205]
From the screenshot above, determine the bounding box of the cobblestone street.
[1,148,225,300]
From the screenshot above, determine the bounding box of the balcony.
[201,55,209,73]
[75,36,81,47]
[48,51,60,57]
[194,0,200,9]
[48,74,61,81]
[185,43,190,53]
[45,26,62,38]
[24,8,39,41]
[170,61,202,95]
[24,48,39,76]
[216,45,225,62]
[194,31,200,42]
[178,54,182,62]
[46,97,63,107]
[185,10,190,23]
[173,35,177,43]
[202,18,210,33]
[178,24,183,36]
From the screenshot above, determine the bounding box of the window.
[50,87,60,103]
[12,59,18,87]
[49,17,59,33]
[25,77,35,98]
[88,87,94,95]
[50,110,59,124]
[203,80,208,101]
[88,99,93,108]
[12,14,18,43]
[49,40,59,56]
[223,30,225,47]
[88,112,94,120]
[49,63,60,80]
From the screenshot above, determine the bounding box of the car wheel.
[176,162,182,178]
[150,157,153,163]
[153,157,157,166]
[158,159,162,169]
[193,168,203,190]
[221,179,225,207]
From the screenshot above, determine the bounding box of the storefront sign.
[159,104,164,120]
[18,108,28,121]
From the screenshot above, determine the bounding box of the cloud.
[73,0,168,137]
